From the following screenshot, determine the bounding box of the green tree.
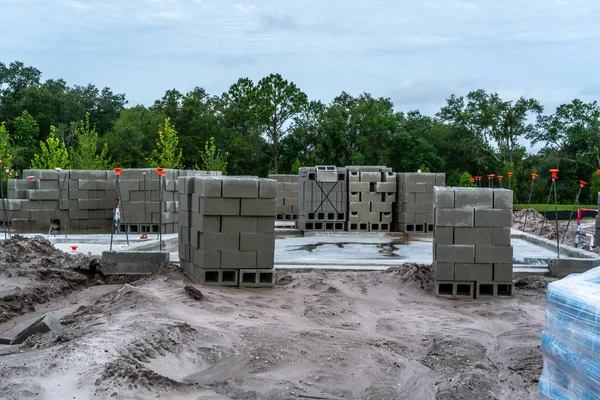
[70,113,110,170]
[198,137,228,173]
[458,172,476,187]
[146,118,183,169]
[31,126,70,169]
[12,110,39,169]
[589,171,600,205]
[0,122,14,176]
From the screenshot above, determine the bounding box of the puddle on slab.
[288,240,406,257]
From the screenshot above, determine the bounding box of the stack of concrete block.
[297,166,347,231]
[596,193,600,242]
[433,187,514,299]
[268,174,299,221]
[346,166,395,232]
[393,172,445,233]
[178,176,276,287]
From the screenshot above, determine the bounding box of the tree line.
[1,60,599,205]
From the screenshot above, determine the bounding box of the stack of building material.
[393,172,445,233]
[346,166,395,232]
[297,166,347,231]
[433,187,514,299]
[178,176,276,287]
[268,174,299,221]
[539,267,600,399]
[596,193,600,243]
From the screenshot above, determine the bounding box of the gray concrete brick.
[222,178,259,198]
[434,262,454,281]
[195,177,222,197]
[396,213,414,223]
[475,245,514,264]
[191,248,221,268]
[454,188,493,209]
[382,172,397,182]
[491,227,511,245]
[199,233,240,251]
[398,193,416,203]
[436,244,475,263]
[361,192,382,202]
[414,213,434,224]
[221,251,257,269]
[404,182,426,193]
[256,251,275,268]
[178,176,195,194]
[349,182,370,192]
[433,227,454,245]
[454,263,493,281]
[240,198,276,216]
[454,227,492,245]
[474,209,512,227]
[414,174,435,184]
[221,216,258,233]
[375,182,396,192]
[349,202,371,212]
[493,189,513,209]
[494,263,513,281]
[371,202,392,213]
[191,215,220,233]
[403,203,426,213]
[435,208,474,227]
[200,198,240,216]
[416,193,434,203]
[434,187,455,208]
[435,173,446,185]
[239,233,275,251]
[359,172,382,182]
[78,180,98,190]
[239,269,275,287]
[259,179,277,199]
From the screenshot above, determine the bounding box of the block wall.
[346,166,395,232]
[393,172,445,233]
[297,166,347,231]
[433,187,514,299]
[268,174,299,221]
[596,192,600,241]
[178,176,276,287]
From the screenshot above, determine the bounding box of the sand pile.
[513,209,557,239]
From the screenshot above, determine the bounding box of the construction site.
[1,166,599,399]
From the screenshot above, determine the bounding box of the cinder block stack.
[346,166,395,232]
[178,176,276,287]
[297,166,347,231]
[596,192,600,241]
[433,187,514,299]
[268,174,299,221]
[393,172,445,233]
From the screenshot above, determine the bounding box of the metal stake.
[523,173,537,233]
[561,180,586,245]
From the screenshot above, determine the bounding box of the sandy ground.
[0,237,550,400]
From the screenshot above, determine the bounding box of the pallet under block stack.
[297,166,347,231]
[268,174,299,221]
[346,166,396,232]
[433,187,514,299]
[393,172,445,233]
[178,176,277,287]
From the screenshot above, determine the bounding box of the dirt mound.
[0,235,92,324]
[385,263,434,292]
[514,276,558,291]
[513,209,558,239]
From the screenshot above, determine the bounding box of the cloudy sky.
[2,0,600,114]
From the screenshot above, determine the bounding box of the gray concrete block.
[195,268,239,286]
[454,188,493,209]
[240,198,276,216]
[239,269,275,287]
[493,263,513,281]
[256,250,275,268]
[414,213,434,224]
[194,177,222,197]
[375,182,396,192]
[396,212,414,223]
[416,193,434,203]
[361,192,382,202]
[222,178,259,198]
[350,202,371,212]
[436,244,475,263]
[474,209,512,228]
[200,198,240,216]
[221,216,258,233]
[11,312,63,345]
[475,245,513,264]
[435,281,474,299]
[349,182,370,192]
[239,233,275,251]
[191,215,220,233]
[349,192,360,202]
[434,262,454,281]
[178,176,195,194]
[190,249,221,268]
[435,173,446,185]
[199,233,240,251]
[371,202,392,213]
[454,227,492,245]
[78,180,98,190]
[259,179,277,199]
[257,217,275,233]
[435,208,474,227]
[491,227,511,246]
[403,203,426,213]
[433,227,454,245]
[404,182,426,193]
[382,172,397,182]
[383,193,396,203]
[434,187,455,208]
[359,172,382,182]
[414,174,436,184]
[399,193,416,203]
[101,251,169,274]
[454,263,493,281]
[493,189,513,209]
[221,251,257,269]
[78,199,98,210]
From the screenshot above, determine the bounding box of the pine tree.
[146,118,183,169]
[198,137,228,173]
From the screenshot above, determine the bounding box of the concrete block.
[494,263,513,281]
[221,216,258,233]
[474,209,512,228]
[454,263,493,281]
[434,262,454,281]
[436,281,474,299]
[196,269,239,286]
[191,215,220,233]
[239,233,275,251]
[454,188,493,209]
[396,213,414,223]
[436,244,475,263]
[383,193,396,203]
[381,212,392,223]
[359,172,381,182]
[78,180,98,190]
[435,208,474,227]
[350,202,371,212]
[361,192,382,203]
[348,171,360,182]
[375,182,396,193]
[240,198,276,217]
[454,227,492,245]
[491,227,511,246]
[178,176,195,194]
[399,193,416,203]
[349,182,370,192]
[200,198,240,216]
[404,182,426,193]
[78,199,98,210]
[403,203,426,214]
[259,179,277,199]
[371,202,393,213]
[10,312,63,345]
[433,227,454,245]
[382,172,397,182]
[475,245,513,264]
[349,192,360,202]
[493,189,513,209]
[256,250,275,268]
[100,251,169,275]
[222,178,259,198]
[199,233,240,251]
[434,187,455,208]
[476,282,514,298]
[416,193,434,203]
[221,251,257,269]
[239,269,275,287]
[195,177,222,197]
[414,213,434,224]
[435,173,446,185]
[414,174,435,184]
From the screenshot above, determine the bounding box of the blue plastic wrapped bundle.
[540,267,600,399]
